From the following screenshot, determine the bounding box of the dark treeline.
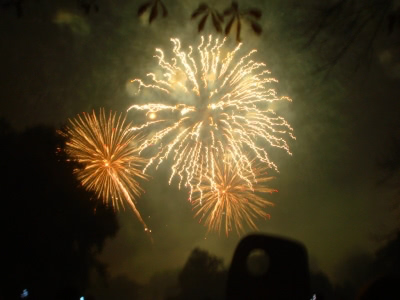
[89,247,227,300]
[0,120,119,300]
[1,120,400,300]
[89,237,400,300]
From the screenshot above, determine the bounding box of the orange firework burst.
[65,108,150,232]
[192,155,276,236]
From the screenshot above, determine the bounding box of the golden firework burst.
[192,155,276,236]
[65,108,150,232]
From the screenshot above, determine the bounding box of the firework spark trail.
[192,156,276,236]
[65,109,151,233]
[128,36,294,201]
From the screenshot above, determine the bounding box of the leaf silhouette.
[251,21,262,35]
[191,3,208,19]
[198,14,208,32]
[216,11,224,23]
[223,1,263,42]
[223,6,234,16]
[225,16,235,35]
[223,2,240,41]
[137,0,168,24]
[191,3,223,34]
[160,1,168,17]
[138,1,152,17]
[236,18,241,42]
[248,9,262,20]
[149,2,158,23]
[212,12,222,33]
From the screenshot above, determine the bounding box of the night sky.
[2,0,400,290]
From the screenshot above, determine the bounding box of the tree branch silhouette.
[304,0,397,75]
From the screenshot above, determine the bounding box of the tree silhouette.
[171,248,227,300]
[377,136,400,232]
[1,0,24,17]
[138,0,168,24]
[353,232,400,299]
[90,275,145,300]
[310,232,400,299]
[223,1,262,42]
[191,3,224,33]
[304,0,399,74]
[373,231,400,278]
[0,123,119,300]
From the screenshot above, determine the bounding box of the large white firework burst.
[128,36,294,201]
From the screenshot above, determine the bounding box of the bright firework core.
[129,36,294,205]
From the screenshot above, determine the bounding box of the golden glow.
[128,36,294,201]
[148,112,157,120]
[192,155,276,236]
[65,109,150,232]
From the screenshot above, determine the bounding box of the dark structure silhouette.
[227,234,310,300]
[357,275,400,300]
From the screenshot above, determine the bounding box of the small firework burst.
[65,108,150,232]
[192,154,276,236]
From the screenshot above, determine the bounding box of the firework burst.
[192,155,276,236]
[65,109,150,232]
[129,36,294,200]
